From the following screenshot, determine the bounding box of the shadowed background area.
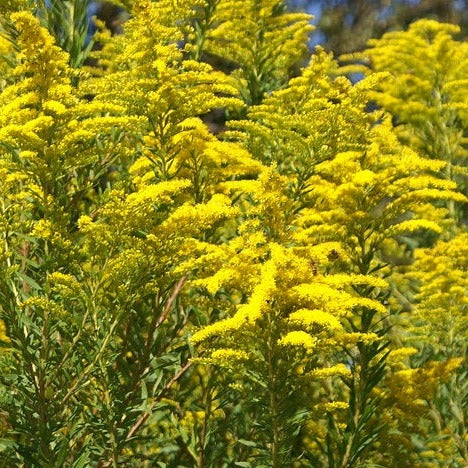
[289,0,467,54]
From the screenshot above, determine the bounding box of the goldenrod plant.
[188,0,313,104]
[340,19,468,466]
[343,19,467,221]
[0,0,94,68]
[384,233,468,467]
[0,2,466,467]
[192,45,464,467]
[339,18,468,467]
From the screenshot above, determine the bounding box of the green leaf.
[238,439,257,447]
[15,271,42,291]
[72,451,92,468]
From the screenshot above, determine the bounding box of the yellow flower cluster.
[279,331,317,351]
[409,233,468,356]
[189,0,313,104]
[345,19,468,202]
[0,4,465,466]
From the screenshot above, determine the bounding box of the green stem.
[266,311,280,468]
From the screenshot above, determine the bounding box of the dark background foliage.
[289,0,468,54]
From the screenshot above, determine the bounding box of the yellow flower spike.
[201,0,313,104]
[308,364,351,379]
[350,19,468,196]
[0,319,9,342]
[408,233,468,355]
[210,348,250,366]
[278,331,317,352]
[159,194,239,237]
[288,309,343,331]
